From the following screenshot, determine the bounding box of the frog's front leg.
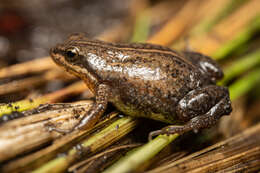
[149,85,232,140]
[48,84,110,134]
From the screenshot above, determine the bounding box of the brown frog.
[50,33,232,140]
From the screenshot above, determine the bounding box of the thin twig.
[0,57,55,79]
[147,0,201,45]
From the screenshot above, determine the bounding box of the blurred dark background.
[0,0,131,65]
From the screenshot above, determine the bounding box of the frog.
[49,33,232,140]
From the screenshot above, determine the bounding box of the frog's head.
[50,33,100,92]
[50,35,85,76]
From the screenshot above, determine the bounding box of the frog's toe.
[162,125,190,135]
[148,130,163,141]
[148,125,187,141]
[44,122,74,135]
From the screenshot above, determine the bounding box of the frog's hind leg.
[46,84,110,134]
[149,85,232,140]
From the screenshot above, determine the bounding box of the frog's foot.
[149,93,232,141]
[45,104,106,135]
[45,122,74,134]
[46,84,109,135]
[148,125,186,141]
[148,113,217,141]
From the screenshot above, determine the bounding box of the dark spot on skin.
[171,73,177,78]
[74,114,80,119]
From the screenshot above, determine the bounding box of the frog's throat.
[68,64,98,93]
[52,55,98,94]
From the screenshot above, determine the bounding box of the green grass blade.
[229,68,260,100]
[219,49,260,85]
[33,116,137,173]
[130,11,150,42]
[103,134,179,173]
[213,15,260,60]
[192,0,248,35]
[0,98,48,117]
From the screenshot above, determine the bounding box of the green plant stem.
[229,68,260,100]
[103,134,179,173]
[0,98,48,117]
[130,11,150,42]
[219,49,260,85]
[192,0,248,35]
[212,15,260,60]
[32,116,137,173]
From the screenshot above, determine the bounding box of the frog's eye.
[66,47,79,59]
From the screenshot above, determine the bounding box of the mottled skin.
[50,33,232,139]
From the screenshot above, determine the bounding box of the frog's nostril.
[50,47,59,55]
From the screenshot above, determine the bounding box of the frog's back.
[83,42,204,123]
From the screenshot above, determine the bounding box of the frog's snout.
[50,46,61,56]
[49,47,55,56]
[49,45,65,66]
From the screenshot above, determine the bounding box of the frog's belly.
[112,100,178,124]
